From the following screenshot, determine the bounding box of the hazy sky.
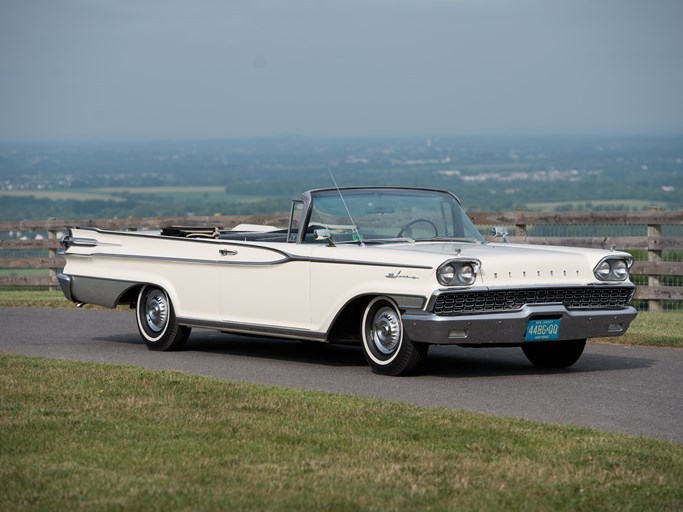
[1,0,681,140]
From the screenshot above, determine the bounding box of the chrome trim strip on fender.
[94,252,290,266]
[66,250,433,270]
[299,256,432,270]
[176,317,328,342]
[66,252,226,265]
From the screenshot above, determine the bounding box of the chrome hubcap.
[145,290,168,333]
[371,307,401,355]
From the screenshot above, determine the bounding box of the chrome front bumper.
[402,304,638,345]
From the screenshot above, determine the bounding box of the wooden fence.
[1,211,682,309]
[466,210,683,310]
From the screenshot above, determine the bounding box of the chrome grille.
[432,287,635,316]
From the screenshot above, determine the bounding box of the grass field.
[97,186,228,194]
[593,311,683,348]
[1,354,681,511]
[0,189,127,202]
[0,187,271,204]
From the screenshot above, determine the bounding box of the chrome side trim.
[66,250,433,270]
[176,317,328,342]
[70,252,288,266]
[301,256,432,270]
[388,294,426,309]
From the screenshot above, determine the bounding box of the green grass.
[0,290,72,308]
[1,354,681,512]
[1,291,681,348]
[594,311,683,348]
[0,290,131,310]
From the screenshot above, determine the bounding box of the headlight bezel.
[437,259,480,287]
[593,256,633,282]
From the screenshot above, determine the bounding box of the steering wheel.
[397,218,439,238]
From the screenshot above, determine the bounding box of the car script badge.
[385,270,419,280]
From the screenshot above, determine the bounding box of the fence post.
[47,227,58,291]
[647,207,662,312]
[515,209,527,238]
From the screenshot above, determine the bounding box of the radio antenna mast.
[328,168,364,246]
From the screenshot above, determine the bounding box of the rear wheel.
[361,297,428,376]
[136,285,191,351]
[521,339,586,369]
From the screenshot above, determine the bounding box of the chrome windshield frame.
[298,187,484,245]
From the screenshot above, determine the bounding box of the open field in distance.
[1,137,682,220]
[0,187,271,204]
[0,189,127,202]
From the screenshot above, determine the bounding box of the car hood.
[380,241,625,287]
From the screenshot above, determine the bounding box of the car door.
[218,242,313,331]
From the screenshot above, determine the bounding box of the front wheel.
[136,285,191,351]
[361,297,428,376]
[521,339,586,369]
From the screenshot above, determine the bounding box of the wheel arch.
[117,283,145,307]
[325,293,423,344]
[118,280,182,313]
[117,281,177,308]
[325,295,374,344]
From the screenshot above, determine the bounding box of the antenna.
[328,168,364,246]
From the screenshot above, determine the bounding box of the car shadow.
[93,332,656,377]
[187,333,368,368]
[92,333,144,345]
[422,345,655,378]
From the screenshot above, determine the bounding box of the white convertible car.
[58,187,637,375]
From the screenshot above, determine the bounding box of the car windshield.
[306,189,485,244]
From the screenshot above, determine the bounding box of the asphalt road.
[2,307,681,444]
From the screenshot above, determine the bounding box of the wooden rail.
[467,209,683,309]
[2,211,682,308]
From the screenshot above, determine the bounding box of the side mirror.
[314,228,336,247]
[491,226,509,243]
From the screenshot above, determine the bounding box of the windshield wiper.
[358,237,415,245]
[425,237,484,244]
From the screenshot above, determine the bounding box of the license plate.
[525,319,561,341]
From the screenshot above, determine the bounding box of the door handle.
[219,249,238,256]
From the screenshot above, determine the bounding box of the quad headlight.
[594,257,633,281]
[437,260,480,286]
